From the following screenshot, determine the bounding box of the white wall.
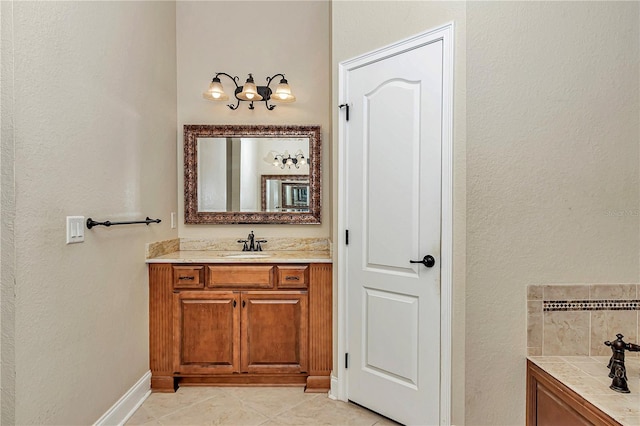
[176,1,331,239]
[466,2,639,424]
[1,2,178,424]
[331,2,467,424]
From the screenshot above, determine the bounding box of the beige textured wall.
[176,1,331,240]
[331,2,467,424]
[1,1,16,422]
[2,2,178,424]
[466,2,639,424]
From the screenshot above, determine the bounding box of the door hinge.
[339,103,350,121]
[345,230,349,245]
[345,353,349,369]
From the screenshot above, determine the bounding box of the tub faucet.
[604,333,640,393]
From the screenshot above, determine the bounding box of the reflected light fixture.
[273,152,307,169]
[203,72,296,110]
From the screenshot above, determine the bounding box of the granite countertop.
[145,238,333,264]
[146,250,332,264]
[528,356,640,425]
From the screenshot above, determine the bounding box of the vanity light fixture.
[203,72,296,110]
[273,152,307,169]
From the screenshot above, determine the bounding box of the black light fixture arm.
[213,72,241,110]
[263,73,287,110]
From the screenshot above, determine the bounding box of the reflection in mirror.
[184,125,321,224]
[261,175,309,212]
[198,138,309,212]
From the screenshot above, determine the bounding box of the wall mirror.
[184,124,321,224]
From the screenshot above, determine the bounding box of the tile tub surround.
[527,284,640,357]
[528,356,640,425]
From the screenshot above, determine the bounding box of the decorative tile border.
[528,284,640,356]
[544,300,640,311]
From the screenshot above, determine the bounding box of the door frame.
[335,23,454,425]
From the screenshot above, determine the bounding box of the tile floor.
[126,386,398,425]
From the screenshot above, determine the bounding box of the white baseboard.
[328,374,339,400]
[94,371,151,426]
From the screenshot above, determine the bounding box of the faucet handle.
[255,240,267,251]
[237,239,249,251]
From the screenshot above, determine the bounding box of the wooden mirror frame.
[184,124,321,224]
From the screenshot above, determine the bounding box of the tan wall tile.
[636,311,640,358]
[589,284,637,300]
[590,311,638,356]
[527,285,543,300]
[543,285,589,301]
[527,301,543,349]
[528,300,542,315]
[528,347,542,356]
[528,312,542,349]
[543,311,590,356]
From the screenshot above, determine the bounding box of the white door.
[340,27,451,426]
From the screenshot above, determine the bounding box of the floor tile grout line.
[267,391,324,419]
[144,391,226,422]
[131,387,394,426]
[229,391,275,423]
[147,391,270,425]
[221,387,324,420]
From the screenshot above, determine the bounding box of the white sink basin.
[223,253,271,259]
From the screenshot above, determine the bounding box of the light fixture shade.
[203,79,228,101]
[237,75,263,101]
[271,78,296,103]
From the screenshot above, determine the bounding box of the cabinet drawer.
[207,265,274,289]
[276,265,309,289]
[173,266,205,289]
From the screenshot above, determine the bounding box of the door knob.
[410,255,435,268]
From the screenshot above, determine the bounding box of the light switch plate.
[66,216,85,244]
[171,212,176,229]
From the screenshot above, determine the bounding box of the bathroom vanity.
[527,357,640,425]
[147,250,332,393]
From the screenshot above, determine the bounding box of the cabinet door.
[173,291,240,374]
[241,292,308,374]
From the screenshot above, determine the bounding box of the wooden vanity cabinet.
[173,291,240,375]
[149,263,331,393]
[241,292,308,374]
[526,360,620,426]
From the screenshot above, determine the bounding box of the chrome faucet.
[238,231,267,251]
